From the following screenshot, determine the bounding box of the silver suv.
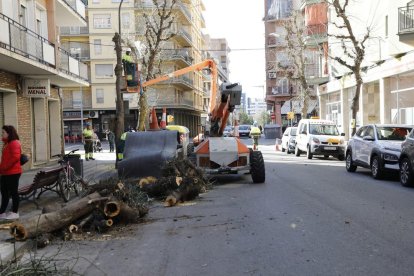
[345,124,413,179]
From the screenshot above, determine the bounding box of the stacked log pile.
[8,157,209,243]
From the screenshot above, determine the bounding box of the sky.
[202,1,266,99]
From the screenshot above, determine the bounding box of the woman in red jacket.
[0,125,22,220]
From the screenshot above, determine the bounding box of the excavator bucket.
[117,130,179,178]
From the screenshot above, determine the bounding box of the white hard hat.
[125,47,131,52]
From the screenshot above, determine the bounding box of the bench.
[18,167,64,206]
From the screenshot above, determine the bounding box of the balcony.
[60,26,89,36]
[398,6,414,42]
[305,63,329,84]
[174,28,192,47]
[55,0,87,26]
[0,13,89,87]
[304,24,327,45]
[154,93,194,109]
[267,37,286,47]
[161,49,193,66]
[300,0,324,9]
[176,3,192,23]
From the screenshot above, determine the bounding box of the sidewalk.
[0,144,117,264]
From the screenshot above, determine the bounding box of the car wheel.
[371,155,383,179]
[324,155,330,159]
[286,144,291,154]
[345,151,357,172]
[400,158,414,187]
[295,146,301,156]
[281,146,285,152]
[338,154,345,161]
[307,146,313,159]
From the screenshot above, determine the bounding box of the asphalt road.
[39,138,414,275]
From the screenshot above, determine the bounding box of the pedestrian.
[83,122,95,161]
[259,125,263,134]
[107,130,115,152]
[0,125,22,220]
[250,122,261,151]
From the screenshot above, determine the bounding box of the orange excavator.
[122,59,265,183]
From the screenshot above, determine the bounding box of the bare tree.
[132,0,177,131]
[328,0,370,135]
[282,11,315,118]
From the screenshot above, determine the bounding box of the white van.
[295,119,345,160]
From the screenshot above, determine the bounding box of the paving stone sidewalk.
[0,144,117,264]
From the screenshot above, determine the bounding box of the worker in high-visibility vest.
[122,48,138,87]
[82,122,95,160]
[250,121,261,150]
[117,130,129,161]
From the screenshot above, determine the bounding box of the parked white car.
[281,127,297,154]
[346,124,413,179]
[295,119,345,160]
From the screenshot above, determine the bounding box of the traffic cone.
[160,108,167,129]
[149,107,160,130]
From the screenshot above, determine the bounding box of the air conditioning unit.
[268,72,277,79]
[88,111,98,118]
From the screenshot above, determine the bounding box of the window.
[72,91,82,108]
[96,89,104,104]
[95,64,113,78]
[94,39,102,55]
[121,13,130,29]
[93,14,111,29]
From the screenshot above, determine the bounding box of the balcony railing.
[399,6,414,34]
[177,3,192,22]
[58,48,89,81]
[64,0,86,19]
[305,24,327,36]
[60,26,89,35]
[161,49,193,64]
[156,95,194,107]
[0,13,56,66]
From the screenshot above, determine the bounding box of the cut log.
[77,213,94,230]
[104,201,121,217]
[10,192,101,241]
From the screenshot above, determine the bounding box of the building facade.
[319,0,414,138]
[0,0,89,167]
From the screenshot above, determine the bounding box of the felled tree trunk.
[165,177,200,207]
[10,192,102,241]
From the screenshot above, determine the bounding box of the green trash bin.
[64,154,83,178]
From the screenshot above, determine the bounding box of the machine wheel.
[307,146,313,159]
[400,158,414,187]
[295,146,301,157]
[250,151,265,183]
[371,155,383,179]
[345,151,357,172]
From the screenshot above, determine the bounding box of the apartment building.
[264,0,302,127]
[0,0,89,167]
[63,0,207,137]
[319,0,414,138]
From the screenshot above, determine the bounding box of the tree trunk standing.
[113,32,125,160]
[330,0,369,136]
[138,90,148,131]
[351,71,363,136]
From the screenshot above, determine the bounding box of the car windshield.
[309,124,339,136]
[239,126,250,130]
[290,127,297,136]
[376,127,412,141]
[225,126,232,131]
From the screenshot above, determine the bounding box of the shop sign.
[23,79,50,97]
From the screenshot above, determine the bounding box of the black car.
[399,129,414,187]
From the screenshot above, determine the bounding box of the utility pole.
[113,0,124,162]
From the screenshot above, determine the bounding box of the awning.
[281,100,318,114]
